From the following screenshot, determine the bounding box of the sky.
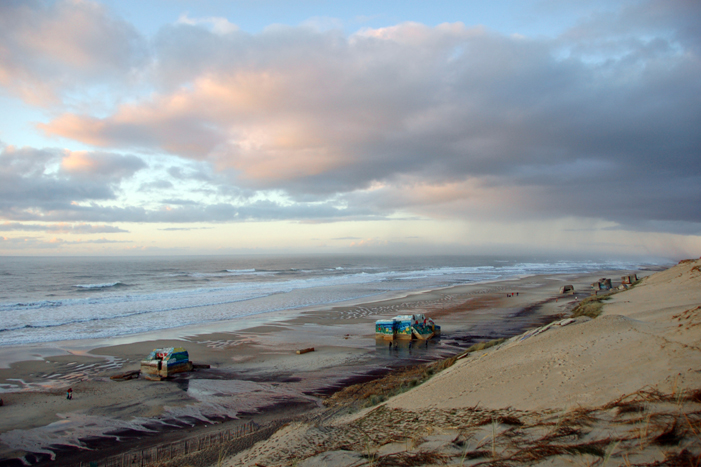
[0,0,699,259]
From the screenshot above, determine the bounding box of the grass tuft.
[372,451,452,466]
[571,293,617,318]
[497,415,524,426]
[684,388,701,403]
[654,421,681,446]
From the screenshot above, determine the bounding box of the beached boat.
[140,347,193,381]
[375,314,440,341]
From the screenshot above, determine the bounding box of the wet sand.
[0,268,649,465]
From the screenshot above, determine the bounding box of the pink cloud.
[0,0,145,105]
[59,150,146,179]
[349,238,388,248]
[40,70,353,178]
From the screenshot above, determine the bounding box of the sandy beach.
[219,259,700,467]
[0,267,662,466]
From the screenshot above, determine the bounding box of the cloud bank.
[1,0,700,238]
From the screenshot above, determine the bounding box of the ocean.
[0,255,651,347]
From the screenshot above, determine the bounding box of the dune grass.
[571,291,620,318]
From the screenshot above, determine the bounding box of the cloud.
[349,238,388,248]
[0,235,63,250]
[46,237,131,245]
[0,193,376,224]
[158,227,212,231]
[0,144,146,220]
[0,235,129,250]
[0,222,128,234]
[5,1,701,235]
[60,150,146,180]
[176,13,238,35]
[167,166,212,182]
[0,0,146,105]
[139,180,174,191]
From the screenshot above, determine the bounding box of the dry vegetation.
[233,386,700,466]
[571,294,611,318]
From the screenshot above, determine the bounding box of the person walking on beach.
[66,388,73,400]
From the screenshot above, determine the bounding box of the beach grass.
[571,291,619,318]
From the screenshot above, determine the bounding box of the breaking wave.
[74,282,127,290]
[0,257,654,346]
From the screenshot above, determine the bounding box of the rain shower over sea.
[0,255,650,347]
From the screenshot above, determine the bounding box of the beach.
[221,259,701,467]
[0,265,648,466]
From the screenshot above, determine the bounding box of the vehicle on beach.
[140,347,193,381]
[375,314,440,341]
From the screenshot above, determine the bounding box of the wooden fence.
[83,419,289,467]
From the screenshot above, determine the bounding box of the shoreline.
[0,265,663,367]
[0,274,533,369]
[220,259,701,467]
[0,267,654,465]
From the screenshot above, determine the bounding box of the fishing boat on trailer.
[375,314,440,341]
